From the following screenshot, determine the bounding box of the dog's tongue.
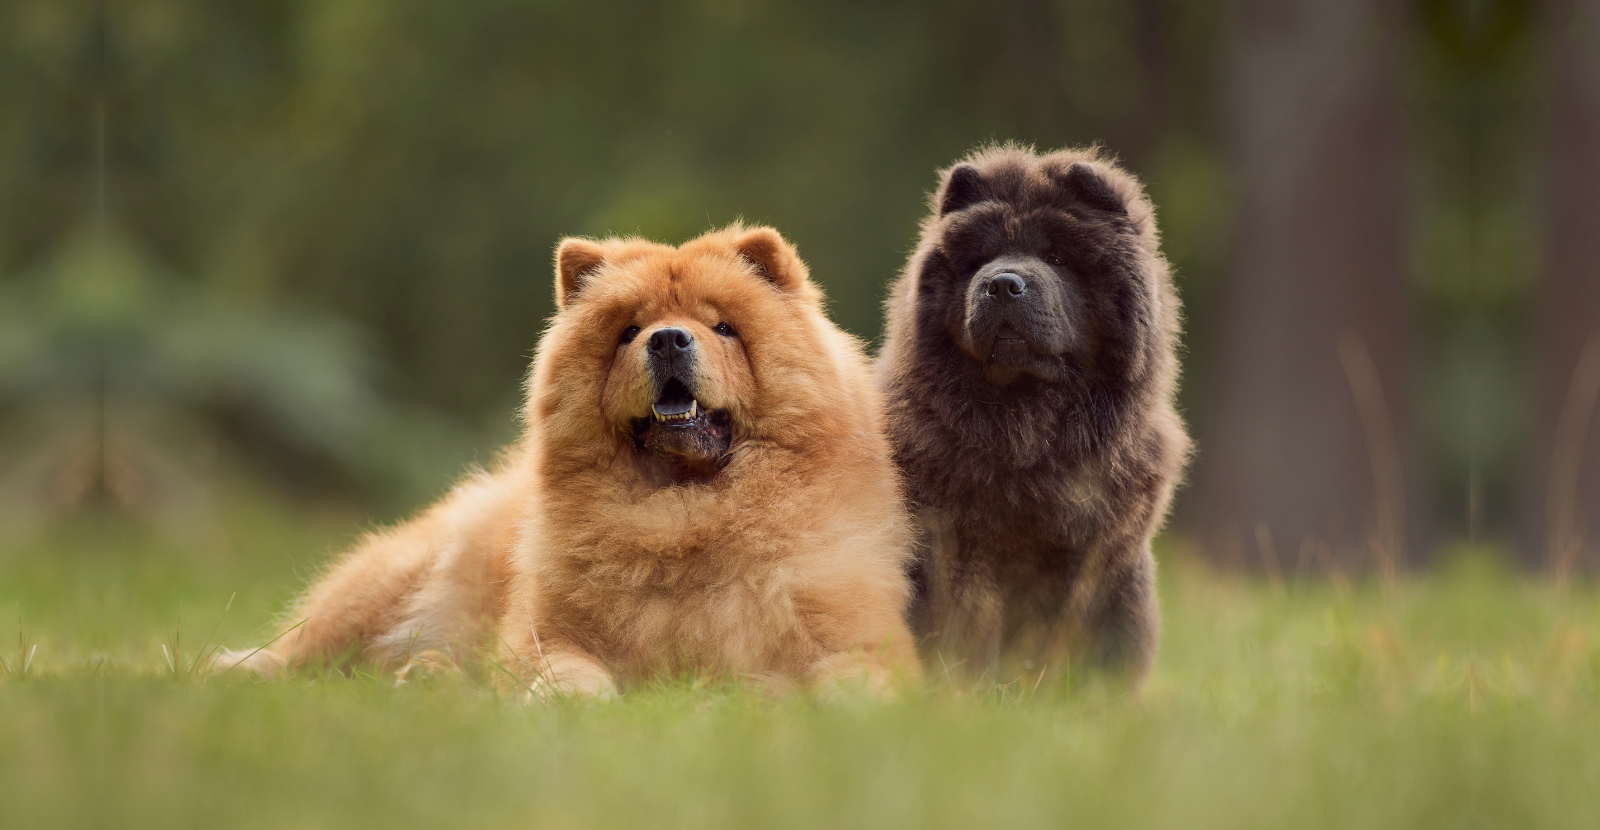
[653,378,697,418]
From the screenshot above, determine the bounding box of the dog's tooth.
[689,400,697,417]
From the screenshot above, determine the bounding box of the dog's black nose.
[987,273,1027,299]
[647,326,694,356]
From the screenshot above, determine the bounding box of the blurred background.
[0,0,1595,576]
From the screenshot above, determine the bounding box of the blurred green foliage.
[0,0,1549,550]
[1,0,1231,520]
[1412,0,1540,540]
[0,226,477,535]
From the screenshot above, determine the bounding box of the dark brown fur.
[877,145,1190,686]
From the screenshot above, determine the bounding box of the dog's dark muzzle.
[646,326,698,414]
[963,257,1078,383]
[632,325,732,471]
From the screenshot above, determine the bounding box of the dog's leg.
[216,475,516,678]
[913,509,1003,687]
[214,525,437,677]
[498,629,617,701]
[1077,542,1160,684]
[926,569,1004,688]
[805,626,923,701]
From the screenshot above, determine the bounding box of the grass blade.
[190,593,237,675]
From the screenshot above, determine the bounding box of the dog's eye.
[1045,254,1064,267]
[620,325,642,345]
[713,322,736,337]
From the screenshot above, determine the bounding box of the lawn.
[2,496,1596,829]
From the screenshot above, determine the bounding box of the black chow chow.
[877,145,1190,686]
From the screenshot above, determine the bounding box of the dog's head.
[532,224,854,485]
[914,145,1167,389]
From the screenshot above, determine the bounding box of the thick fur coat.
[877,145,1190,685]
[220,225,921,698]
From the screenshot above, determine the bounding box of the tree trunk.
[1530,0,1600,575]
[1187,0,1424,574]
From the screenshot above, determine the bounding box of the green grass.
[2,499,1597,829]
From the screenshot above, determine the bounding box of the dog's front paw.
[211,648,287,678]
[393,649,462,687]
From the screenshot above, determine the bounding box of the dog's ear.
[733,227,808,292]
[1052,162,1128,216]
[555,238,607,308]
[938,163,987,216]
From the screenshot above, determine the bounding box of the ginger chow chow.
[219,224,922,700]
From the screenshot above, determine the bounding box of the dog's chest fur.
[542,488,821,678]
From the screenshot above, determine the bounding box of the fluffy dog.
[877,145,1190,686]
[219,225,921,698]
